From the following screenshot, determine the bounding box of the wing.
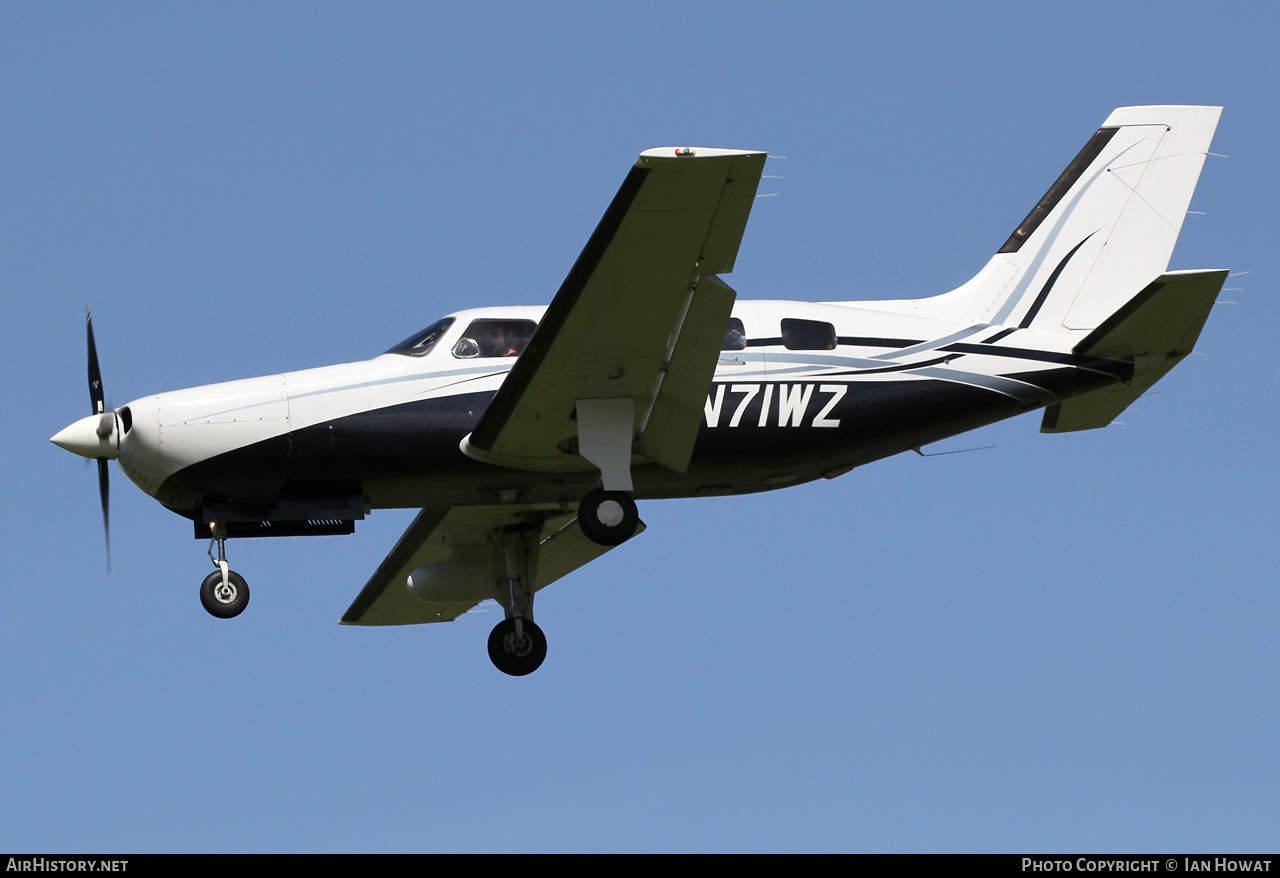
[461,147,766,478]
[340,505,644,626]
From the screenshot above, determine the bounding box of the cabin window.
[722,318,746,351]
[781,318,836,350]
[451,319,538,359]
[386,317,456,358]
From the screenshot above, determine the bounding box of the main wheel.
[577,488,639,547]
[487,618,547,676]
[200,570,250,619]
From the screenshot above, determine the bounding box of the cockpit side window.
[721,318,746,351]
[451,319,538,359]
[781,318,836,351]
[386,317,456,358]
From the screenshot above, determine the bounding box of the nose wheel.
[200,569,250,618]
[201,524,249,619]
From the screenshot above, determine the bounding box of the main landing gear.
[483,487,640,675]
[201,524,249,619]
[577,488,639,547]
[487,523,548,676]
[488,617,547,676]
[573,397,639,548]
[483,488,640,675]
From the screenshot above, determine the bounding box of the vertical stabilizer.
[866,106,1221,332]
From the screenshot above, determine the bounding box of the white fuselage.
[98,298,1114,523]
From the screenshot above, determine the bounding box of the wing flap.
[636,274,737,472]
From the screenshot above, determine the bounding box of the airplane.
[51,105,1226,676]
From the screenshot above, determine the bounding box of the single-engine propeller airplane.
[53,105,1226,675]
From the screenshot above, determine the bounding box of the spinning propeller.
[51,308,118,569]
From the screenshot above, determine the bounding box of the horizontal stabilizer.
[1041,269,1227,432]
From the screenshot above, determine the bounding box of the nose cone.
[51,413,118,460]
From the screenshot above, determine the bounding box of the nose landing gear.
[200,569,250,618]
[201,524,249,619]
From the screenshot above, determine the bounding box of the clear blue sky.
[3,1,1277,852]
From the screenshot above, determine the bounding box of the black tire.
[487,618,547,676]
[577,488,639,547]
[200,570,250,619]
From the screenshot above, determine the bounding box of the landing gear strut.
[487,523,547,676]
[201,525,249,618]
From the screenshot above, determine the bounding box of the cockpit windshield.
[385,317,456,358]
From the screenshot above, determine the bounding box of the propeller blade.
[88,307,111,570]
[98,457,111,571]
[87,307,105,415]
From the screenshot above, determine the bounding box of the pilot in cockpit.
[452,319,536,359]
[490,323,521,357]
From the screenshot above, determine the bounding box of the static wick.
[913,444,995,457]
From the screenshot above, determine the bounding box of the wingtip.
[637,146,766,160]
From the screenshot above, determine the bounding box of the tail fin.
[884,106,1222,331]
